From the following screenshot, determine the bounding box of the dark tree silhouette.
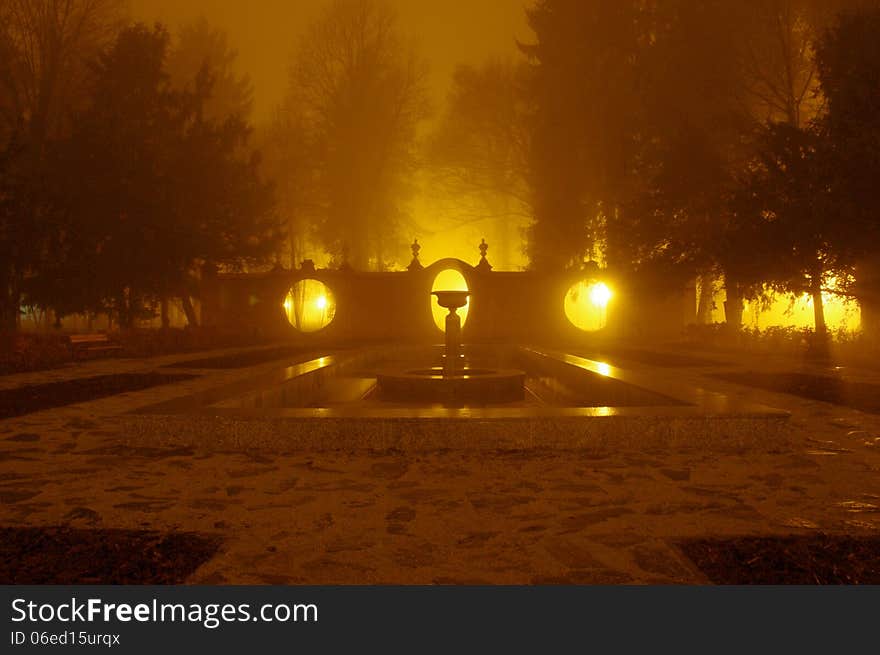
[25,24,277,327]
[817,6,880,338]
[731,123,849,342]
[626,1,755,323]
[283,0,429,271]
[0,0,125,330]
[427,58,532,269]
[258,112,318,269]
[166,17,255,123]
[520,0,643,272]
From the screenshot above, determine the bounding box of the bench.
[67,333,123,358]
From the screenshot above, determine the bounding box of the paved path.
[1,345,880,583]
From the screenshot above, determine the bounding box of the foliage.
[0,331,72,373]
[520,0,644,271]
[425,58,532,266]
[22,24,277,326]
[282,0,429,271]
[258,109,320,269]
[166,17,255,123]
[0,327,266,374]
[729,122,852,338]
[0,0,125,330]
[816,6,880,335]
[516,0,875,337]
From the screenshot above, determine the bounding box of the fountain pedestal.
[375,289,525,404]
[432,290,468,376]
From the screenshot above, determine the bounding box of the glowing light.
[431,269,469,332]
[564,279,612,332]
[284,279,336,332]
[712,277,861,333]
[596,362,612,377]
[590,283,612,307]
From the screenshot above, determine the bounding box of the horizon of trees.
[1,0,879,342]
[0,1,274,330]
[510,0,880,342]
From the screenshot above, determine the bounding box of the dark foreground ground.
[1,343,880,584]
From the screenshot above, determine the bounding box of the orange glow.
[431,269,469,331]
[565,280,612,332]
[284,279,336,332]
[708,278,861,333]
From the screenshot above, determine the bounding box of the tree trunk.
[723,282,743,330]
[1,267,21,331]
[696,273,715,325]
[1,287,19,332]
[811,282,827,339]
[854,258,880,343]
[160,297,170,329]
[118,288,136,329]
[181,295,199,327]
[809,276,830,360]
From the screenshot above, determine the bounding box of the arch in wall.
[424,259,477,334]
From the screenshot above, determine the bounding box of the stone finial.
[476,238,493,271]
[407,238,424,271]
[300,259,316,274]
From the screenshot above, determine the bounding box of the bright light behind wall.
[284,279,336,332]
[708,277,861,333]
[589,283,612,308]
[431,269,469,332]
[565,280,612,332]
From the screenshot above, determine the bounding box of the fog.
[130,0,530,122]
[2,0,878,344]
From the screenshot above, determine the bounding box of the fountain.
[129,239,791,453]
[374,289,526,404]
[433,290,468,375]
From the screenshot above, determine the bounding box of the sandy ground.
[2,346,880,584]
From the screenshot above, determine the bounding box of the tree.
[605,1,867,327]
[0,0,125,147]
[737,0,871,128]
[426,58,532,269]
[284,0,429,270]
[732,122,850,343]
[258,112,320,269]
[0,0,125,330]
[26,24,277,327]
[166,17,254,123]
[520,0,644,271]
[617,1,765,324]
[816,6,880,338]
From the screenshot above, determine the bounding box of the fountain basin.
[431,290,469,310]
[125,345,791,454]
[376,367,525,403]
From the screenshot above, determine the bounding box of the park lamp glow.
[590,282,612,308]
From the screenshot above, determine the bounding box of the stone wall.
[200,259,691,343]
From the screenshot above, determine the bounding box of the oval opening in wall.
[564,279,611,332]
[430,269,469,332]
[283,279,336,332]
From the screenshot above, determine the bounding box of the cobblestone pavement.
[2,345,880,583]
